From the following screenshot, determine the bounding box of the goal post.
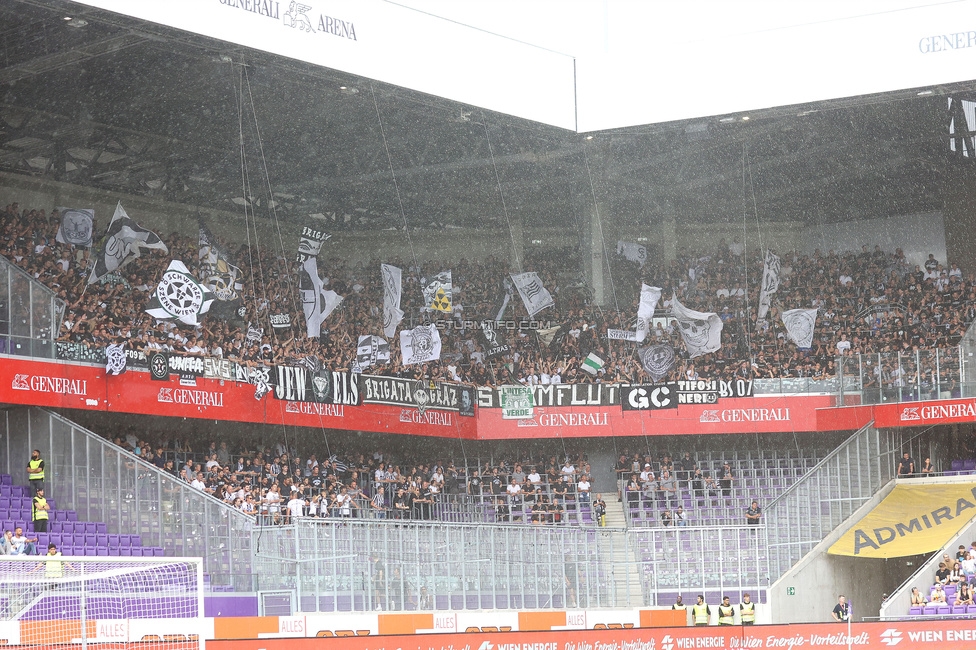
[0,555,205,650]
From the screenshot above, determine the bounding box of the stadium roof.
[0,0,973,234]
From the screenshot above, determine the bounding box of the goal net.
[0,555,204,650]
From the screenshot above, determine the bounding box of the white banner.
[56,208,94,247]
[356,335,390,368]
[511,272,554,318]
[607,329,639,341]
[400,325,442,365]
[636,284,662,342]
[381,263,404,339]
[757,250,781,321]
[782,308,819,349]
[145,260,214,326]
[671,294,723,358]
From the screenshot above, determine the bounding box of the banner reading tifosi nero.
[828,482,976,558]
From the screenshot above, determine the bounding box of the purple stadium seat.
[107,534,120,547]
[938,606,951,615]
[95,522,107,534]
[47,499,56,510]
[952,460,964,471]
[909,606,922,615]
[84,522,96,534]
[0,475,11,485]
[964,460,976,472]
[131,535,142,546]
[65,511,77,522]
[0,486,10,498]
[968,605,976,614]
[96,534,107,546]
[922,606,938,615]
[152,547,164,557]
[119,546,132,556]
[952,606,967,615]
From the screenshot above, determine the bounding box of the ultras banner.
[828,482,976,557]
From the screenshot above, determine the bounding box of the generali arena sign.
[0,355,964,438]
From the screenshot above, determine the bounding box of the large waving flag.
[757,250,781,321]
[616,241,647,267]
[782,308,819,348]
[423,271,453,313]
[400,324,442,365]
[300,256,343,338]
[88,202,168,284]
[671,294,723,358]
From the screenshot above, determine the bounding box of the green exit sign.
[787,587,796,596]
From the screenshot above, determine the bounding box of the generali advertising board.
[1,356,969,438]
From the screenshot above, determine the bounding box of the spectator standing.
[897,452,915,478]
[746,501,762,528]
[27,449,45,495]
[419,585,433,610]
[717,596,735,625]
[739,593,756,625]
[692,595,711,626]
[32,487,50,533]
[831,595,850,622]
[593,494,607,527]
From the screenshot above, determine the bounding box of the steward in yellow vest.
[692,595,710,626]
[718,596,735,625]
[740,593,756,625]
[27,449,45,495]
[32,487,50,533]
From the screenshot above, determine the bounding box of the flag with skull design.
[670,293,723,358]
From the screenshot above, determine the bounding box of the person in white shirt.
[286,495,306,524]
[527,468,541,485]
[577,476,591,504]
[561,461,576,478]
[190,472,209,492]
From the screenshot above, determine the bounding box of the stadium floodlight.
[0,555,204,650]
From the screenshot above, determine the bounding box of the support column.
[586,202,606,306]
[943,161,976,272]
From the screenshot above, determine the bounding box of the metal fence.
[0,408,255,591]
[0,254,64,358]
[763,422,905,580]
[839,348,965,404]
[251,518,626,611]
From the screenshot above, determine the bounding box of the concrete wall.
[800,211,948,269]
[769,480,896,623]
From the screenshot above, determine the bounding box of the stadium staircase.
[600,501,642,606]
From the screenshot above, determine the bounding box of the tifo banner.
[828,482,976,558]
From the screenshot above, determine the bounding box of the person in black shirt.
[831,595,850,622]
[467,470,483,502]
[897,452,915,478]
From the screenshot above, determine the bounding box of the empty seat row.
[910,605,976,615]
[56,545,164,557]
[33,532,142,548]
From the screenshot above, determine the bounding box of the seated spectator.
[962,552,976,580]
[931,583,947,603]
[920,457,934,476]
[949,561,965,584]
[935,561,951,585]
[0,530,14,555]
[955,582,973,606]
[910,587,927,606]
[674,505,688,526]
[10,527,36,555]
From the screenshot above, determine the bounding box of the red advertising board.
[204,620,976,650]
[4,356,967,438]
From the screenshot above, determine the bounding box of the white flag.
[56,208,94,247]
[381,264,404,338]
[757,250,781,321]
[581,352,605,376]
[145,260,215,326]
[671,293,723,358]
[423,270,453,313]
[636,284,662,342]
[301,256,343,338]
[782,308,819,349]
[105,343,127,376]
[511,272,554,318]
[616,241,647,267]
[400,325,442,365]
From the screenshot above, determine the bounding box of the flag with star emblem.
[145,260,215,326]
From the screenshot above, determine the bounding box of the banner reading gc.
[828,482,976,558]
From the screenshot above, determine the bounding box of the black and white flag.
[88,203,168,285]
[423,270,453,313]
[55,208,94,247]
[381,263,404,338]
[145,260,215,326]
[356,335,390,368]
[400,324,442,365]
[105,343,127,376]
[782,308,818,349]
[492,278,514,322]
[511,272,554,318]
[638,344,675,382]
[246,323,264,343]
[757,250,781,321]
[636,284,662,342]
[671,293,723,358]
[296,224,331,262]
[616,240,647,267]
[199,225,243,303]
[480,322,511,358]
[300,256,343,338]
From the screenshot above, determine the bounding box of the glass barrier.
[0,255,64,358]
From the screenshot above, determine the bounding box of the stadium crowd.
[1,200,972,388]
